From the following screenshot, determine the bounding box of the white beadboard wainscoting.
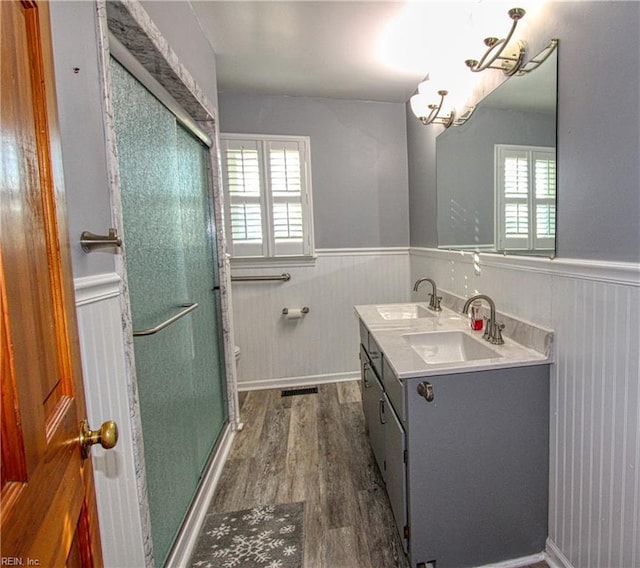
[75,273,238,567]
[74,274,147,567]
[231,248,411,390]
[410,248,640,568]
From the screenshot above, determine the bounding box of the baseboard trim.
[476,552,546,568]
[545,538,575,568]
[237,371,360,392]
[164,422,237,567]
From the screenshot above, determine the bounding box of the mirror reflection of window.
[435,43,557,257]
[495,144,556,253]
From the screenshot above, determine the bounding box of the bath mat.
[190,502,304,568]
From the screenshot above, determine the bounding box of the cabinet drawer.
[383,356,405,422]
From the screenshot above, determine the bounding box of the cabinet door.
[406,368,550,567]
[384,393,408,552]
[361,348,386,480]
[368,334,384,381]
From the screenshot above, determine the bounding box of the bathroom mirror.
[436,43,558,257]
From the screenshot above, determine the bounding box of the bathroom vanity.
[356,298,553,568]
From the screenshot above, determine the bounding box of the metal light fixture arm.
[419,90,455,127]
[465,8,526,76]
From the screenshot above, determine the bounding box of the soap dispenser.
[470,299,483,331]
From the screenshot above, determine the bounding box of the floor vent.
[281,386,318,397]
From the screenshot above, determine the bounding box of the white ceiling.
[189,1,554,111]
[190,1,473,103]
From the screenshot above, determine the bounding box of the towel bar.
[231,273,291,282]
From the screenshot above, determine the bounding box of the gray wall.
[218,93,410,249]
[49,1,220,278]
[50,1,116,277]
[406,106,438,248]
[407,1,640,262]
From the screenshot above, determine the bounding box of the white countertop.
[355,302,553,380]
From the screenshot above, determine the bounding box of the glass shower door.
[110,58,227,566]
[176,125,227,470]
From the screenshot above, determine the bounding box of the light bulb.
[417,79,430,96]
[418,72,449,101]
[470,2,512,44]
[410,94,432,119]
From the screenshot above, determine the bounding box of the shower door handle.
[133,302,199,336]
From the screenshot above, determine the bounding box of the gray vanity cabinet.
[405,365,549,568]
[359,321,550,567]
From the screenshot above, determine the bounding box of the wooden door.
[1,1,104,565]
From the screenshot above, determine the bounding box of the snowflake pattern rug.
[190,502,304,568]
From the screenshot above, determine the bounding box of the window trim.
[220,133,315,262]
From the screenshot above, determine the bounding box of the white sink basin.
[403,331,502,364]
[376,303,435,320]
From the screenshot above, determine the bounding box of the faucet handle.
[431,295,443,312]
[490,322,505,345]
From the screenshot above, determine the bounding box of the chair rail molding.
[410,247,640,286]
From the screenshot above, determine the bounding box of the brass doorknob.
[79,419,118,459]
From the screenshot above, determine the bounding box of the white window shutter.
[496,145,556,253]
[221,134,314,260]
[498,147,531,250]
[266,139,310,256]
[532,150,556,250]
[221,139,266,257]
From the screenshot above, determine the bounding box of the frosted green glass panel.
[110,58,226,566]
[176,125,226,469]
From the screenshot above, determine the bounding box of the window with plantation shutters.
[220,134,314,260]
[495,144,556,253]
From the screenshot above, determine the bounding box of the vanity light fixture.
[452,105,476,127]
[409,80,455,128]
[517,38,558,75]
[465,7,527,76]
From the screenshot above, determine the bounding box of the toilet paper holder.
[282,307,310,315]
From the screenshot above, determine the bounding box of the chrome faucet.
[413,277,442,312]
[462,294,505,345]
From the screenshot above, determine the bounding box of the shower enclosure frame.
[94,1,240,565]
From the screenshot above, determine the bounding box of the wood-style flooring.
[203,381,550,568]
[208,381,407,568]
